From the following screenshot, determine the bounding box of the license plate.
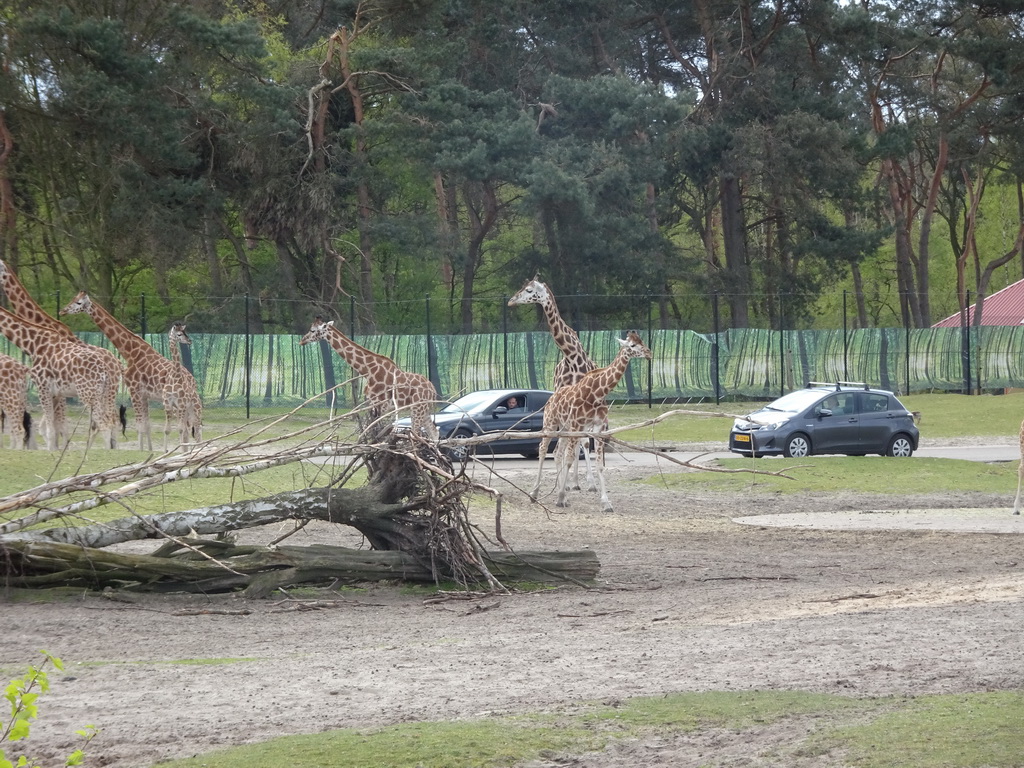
[734,434,750,444]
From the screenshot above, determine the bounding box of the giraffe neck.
[0,305,51,357]
[170,340,182,366]
[327,325,398,379]
[582,347,634,400]
[541,298,590,364]
[0,263,75,340]
[85,300,151,361]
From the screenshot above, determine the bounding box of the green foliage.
[149,690,1024,768]
[1,652,96,768]
[657,457,1015,495]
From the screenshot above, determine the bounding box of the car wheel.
[446,428,476,462]
[783,433,811,458]
[886,434,914,457]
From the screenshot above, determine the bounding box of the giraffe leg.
[1015,456,1023,515]
[529,436,552,501]
[131,392,152,451]
[8,409,26,450]
[595,434,612,513]
[554,439,573,508]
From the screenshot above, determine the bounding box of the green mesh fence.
[0,325,1010,410]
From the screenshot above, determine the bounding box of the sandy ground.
[4,455,1024,767]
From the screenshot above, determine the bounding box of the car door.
[484,393,544,449]
[811,393,861,454]
[856,392,896,452]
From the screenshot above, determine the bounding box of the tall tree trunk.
[720,174,749,327]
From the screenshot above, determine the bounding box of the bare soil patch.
[5,458,1024,767]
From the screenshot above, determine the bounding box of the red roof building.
[932,278,1024,327]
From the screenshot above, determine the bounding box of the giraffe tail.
[23,411,32,448]
[119,404,128,436]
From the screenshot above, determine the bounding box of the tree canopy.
[2,0,1024,334]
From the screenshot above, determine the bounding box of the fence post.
[712,292,720,405]
[962,290,971,394]
[502,296,509,388]
[842,289,848,381]
[244,293,251,419]
[140,293,147,339]
[905,316,910,396]
[425,294,438,393]
[778,292,785,397]
[646,296,653,407]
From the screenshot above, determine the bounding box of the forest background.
[3,0,1024,340]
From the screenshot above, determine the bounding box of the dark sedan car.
[729,382,920,458]
[398,388,556,460]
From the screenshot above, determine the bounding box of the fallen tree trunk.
[0,539,600,596]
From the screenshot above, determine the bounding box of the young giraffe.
[508,275,598,489]
[60,292,201,449]
[0,352,34,449]
[298,317,439,440]
[0,305,122,449]
[530,331,652,513]
[167,322,204,445]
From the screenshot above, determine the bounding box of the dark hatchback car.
[729,383,920,458]
[398,388,556,460]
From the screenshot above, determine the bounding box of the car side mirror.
[494,406,508,417]
[818,408,833,418]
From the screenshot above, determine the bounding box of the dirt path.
[4,461,1024,767]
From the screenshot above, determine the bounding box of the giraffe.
[0,352,34,449]
[530,331,652,513]
[60,292,201,449]
[508,275,599,489]
[0,305,122,449]
[0,257,83,444]
[167,322,204,445]
[508,275,596,387]
[298,317,439,440]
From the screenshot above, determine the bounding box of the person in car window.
[505,396,522,410]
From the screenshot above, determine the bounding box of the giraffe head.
[59,291,93,316]
[619,331,653,361]
[507,275,550,307]
[299,316,333,346]
[169,323,192,346]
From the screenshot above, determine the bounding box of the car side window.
[864,393,889,413]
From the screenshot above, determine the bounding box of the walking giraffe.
[0,352,34,449]
[60,292,202,449]
[530,331,652,513]
[0,305,122,449]
[298,317,438,440]
[167,322,203,445]
[508,275,598,489]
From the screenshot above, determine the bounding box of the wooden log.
[0,539,600,594]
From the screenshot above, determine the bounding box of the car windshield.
[758,389,831,414]
[439,391,504,414]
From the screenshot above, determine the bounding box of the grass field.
[4,392,1023,768]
